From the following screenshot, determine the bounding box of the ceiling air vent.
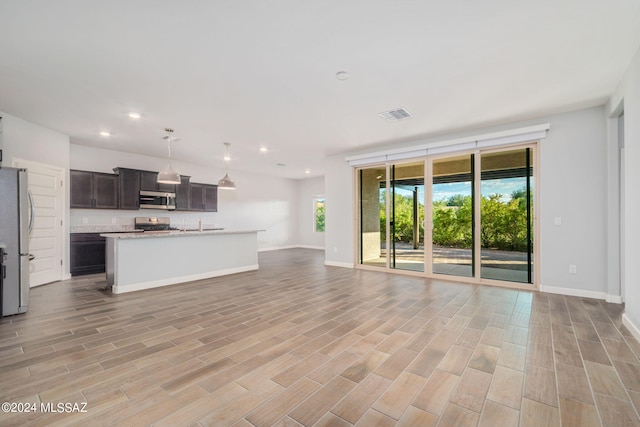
[379,107,412,123]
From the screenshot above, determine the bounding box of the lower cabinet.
[70,233,106,276]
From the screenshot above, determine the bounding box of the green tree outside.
[314,199,325,232]
[382,186,531,251]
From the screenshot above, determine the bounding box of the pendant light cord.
[166,128,174,164]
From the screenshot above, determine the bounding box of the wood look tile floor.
[1,248,640,426]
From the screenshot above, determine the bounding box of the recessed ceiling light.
[260,147,268,153]
[99,131,111,136]
[277,163,286,167]
[336,71,349,81]
[128,112,142,119]
[305,169,311,174]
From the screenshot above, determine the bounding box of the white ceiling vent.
[379,107,412,123]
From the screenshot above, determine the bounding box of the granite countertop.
[70,225,141,233]
[100,229,264,239]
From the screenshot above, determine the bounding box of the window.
[314,198,325,232]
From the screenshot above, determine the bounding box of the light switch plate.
[554,216,562,226]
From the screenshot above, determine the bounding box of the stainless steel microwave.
[139,190,176,210]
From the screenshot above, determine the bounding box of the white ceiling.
[1,1,639,179]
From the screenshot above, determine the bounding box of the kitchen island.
[101,229,262,294]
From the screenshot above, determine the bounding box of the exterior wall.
[360,168,382,261]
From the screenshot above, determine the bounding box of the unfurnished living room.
[1,1,640,426]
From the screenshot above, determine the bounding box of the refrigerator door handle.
[19,253,30,313]
[28,189,35,235]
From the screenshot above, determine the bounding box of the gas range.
[134,217,176,232]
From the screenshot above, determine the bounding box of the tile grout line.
[561,295,604,427]
[595,299,640,421]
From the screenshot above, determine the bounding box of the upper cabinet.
[190,183,218,212]
[175,175,191,211]
[113,168,140,210]
[70,170,119,209]
[140,171,176,193]
[73,167,215,212]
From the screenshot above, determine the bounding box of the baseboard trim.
[259,245,298,252]
[606,294,623,304]
[622,314,640,344]
[112,264,259,294]
[324,260,354,269]
[259,245,325,252]
[539,285,622,303]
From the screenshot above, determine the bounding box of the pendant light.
[218,142,236,190]
[157,128,181,184]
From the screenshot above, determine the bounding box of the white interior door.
[12,158,64,287]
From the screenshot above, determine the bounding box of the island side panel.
[109,232,259,294]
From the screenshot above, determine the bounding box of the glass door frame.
[355,142,539,289]
[356,159,427,275]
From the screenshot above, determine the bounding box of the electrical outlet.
[111,218,117,224]
[569,264,577,274]
[82,217,88,224]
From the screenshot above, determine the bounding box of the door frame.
[355,142,540,290]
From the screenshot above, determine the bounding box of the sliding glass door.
[431,154,474,277]
[357,162,424,271]
[359,167,387,268]
[390,162,424,272]
[480,148,533,283]
[357,145,535,286]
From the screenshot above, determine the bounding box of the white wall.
[538,107,608,296]
[1,112,70,168]
[0,111,71,275]
[296,176,325,249]
[325,106,611,296]
[325,153,355,267]
[70,144,299,250]
[608,46,640,337]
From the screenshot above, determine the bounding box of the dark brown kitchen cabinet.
[114,168,140,210]
[70,233,106,276]
[70,170,119,209]
[189,183,217,211]
[175,175,191,210]
[140,171,176,193]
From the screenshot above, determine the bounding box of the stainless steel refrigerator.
[0,167,33,316]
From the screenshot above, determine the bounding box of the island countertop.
[103,229,263,294]
[100,229,264,239]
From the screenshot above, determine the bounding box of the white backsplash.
[69,209,219,232]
